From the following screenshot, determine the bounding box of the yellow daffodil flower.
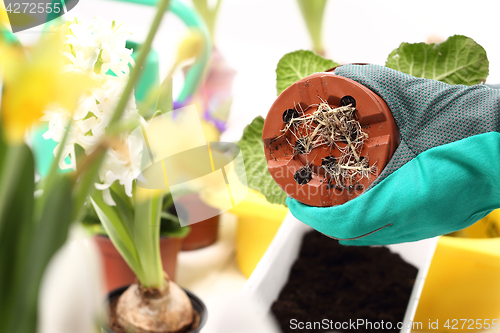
[0,0,11,31]
[0,29,96,143]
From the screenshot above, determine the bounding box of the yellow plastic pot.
[229,190,288,277]
[414,210,500,331]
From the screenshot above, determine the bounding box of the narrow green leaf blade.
[133,190,163,287]
[154,76,173,114]
[276,50,339,95]
[296,0,327,54]
[90,193,143,278]
[7,174,73,333]
[72,144,105,221]
[238,116,287,206]
[386,35,489,85]
[0,144,34,332]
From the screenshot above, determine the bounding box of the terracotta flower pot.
[94,235,182,292]
[177,193,220,251]
[182,216,220,251]
[103,285,207,333]
[263,70,399,207]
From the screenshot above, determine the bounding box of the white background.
[15,0,500,143]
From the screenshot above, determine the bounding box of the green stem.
[35,120,73,222]
[104,0,171,288]
[108,0,172,127]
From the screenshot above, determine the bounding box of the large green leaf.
[385,35,489,85]
[238,116,287,206]
[276,50,339,95]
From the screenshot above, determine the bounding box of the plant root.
[282,99,376,188]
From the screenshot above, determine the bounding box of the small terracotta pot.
[182,215,220,251]
[263,70,399,207]
[94,235,182,292]
[177,193,220,251]
[103,285,207,333]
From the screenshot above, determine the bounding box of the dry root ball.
[263,73,399,206]
[283,102,374,188]
[117,280,193,333]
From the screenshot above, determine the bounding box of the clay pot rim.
[102,284,208,333]
[263,70,399,206]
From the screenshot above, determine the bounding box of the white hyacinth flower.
[42,18,143,206]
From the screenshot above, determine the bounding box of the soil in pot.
[105,285,207,333]
[271,230,418,333]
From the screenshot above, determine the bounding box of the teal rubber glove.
[287,64,500,245]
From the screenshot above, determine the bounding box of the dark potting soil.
[271,230,418,333]
[108,297,200,333]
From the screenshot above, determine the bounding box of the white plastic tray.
[239,213,439,333]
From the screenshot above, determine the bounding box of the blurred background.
[15,0,500,143]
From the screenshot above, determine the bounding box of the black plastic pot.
[103,285,208,333]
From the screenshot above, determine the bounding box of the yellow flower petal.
[176,28,204,64]
[0,27,97,143]
[0,0,12,31]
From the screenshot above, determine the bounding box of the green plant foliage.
[0,0,173,330]
[160,213,191,238]
[296,0,327,54]
[91,184,165,288]
[276,50,338,95]
[238,116,287,206]
[191,0,221,44]
[386,35,489,85]
[0,139,97,333]
[154,76,174,115]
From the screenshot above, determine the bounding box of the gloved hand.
[287,64,500,245]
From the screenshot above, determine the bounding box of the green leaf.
[90,192,143,279]
[160,225,190,238]
[154,76,173,115]
[110,188,135,236]
[297,0,327,54]
[0,145,31,236]
[276,50,339,95]
[385,35,489,85]
[238,116,288,206]
[191,0,221,43]
[133,191,164,287]
[0,144,34,333]
[8,174,73,333]
[71,144,105,221]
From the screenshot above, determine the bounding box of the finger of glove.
[287,132,500,245]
